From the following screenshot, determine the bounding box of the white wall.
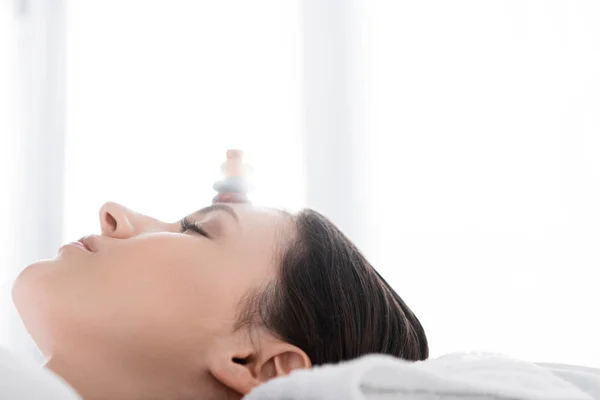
[362,0,600,367]
[301,0,371,251]
[0,0,66,359]
[0,0,18,349]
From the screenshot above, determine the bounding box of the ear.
[209,342,311,396]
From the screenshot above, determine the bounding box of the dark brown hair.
[239,208,428,364]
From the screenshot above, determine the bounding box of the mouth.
[58,235,97,254]
[77,236,97,252]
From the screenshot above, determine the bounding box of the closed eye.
[180,216,212,239]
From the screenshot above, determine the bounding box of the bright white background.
[1,0,599,368]
[0,1,18,347]
[362,1,600,366]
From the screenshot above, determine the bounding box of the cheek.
[82,238,244,341]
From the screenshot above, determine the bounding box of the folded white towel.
[245,353,599,400]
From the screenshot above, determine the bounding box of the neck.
[44,345,204,400]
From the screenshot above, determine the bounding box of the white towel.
[245,353,599,400]
[0,347,81,399]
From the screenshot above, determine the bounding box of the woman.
[10,201,428,399]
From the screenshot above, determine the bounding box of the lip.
[58,235,97,254]
[78,235,97,252]
[59,241,90,253]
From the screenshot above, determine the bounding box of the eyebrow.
[190,204,240,223]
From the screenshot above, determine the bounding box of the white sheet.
[0,347,81,399]
[245,353,600,400]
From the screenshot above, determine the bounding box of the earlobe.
[209,357,261,396]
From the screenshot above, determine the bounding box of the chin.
[11,259,61,357]
[12,258,56,303]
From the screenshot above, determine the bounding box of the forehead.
[189,203,290,223]
[231,204,294,244]
[233,204,292,221]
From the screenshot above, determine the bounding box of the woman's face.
[13,201,292,365]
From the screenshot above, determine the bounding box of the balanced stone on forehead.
[213,149,252,204]
[213,176,250,194]
[226,149,243,159]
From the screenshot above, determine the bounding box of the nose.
[99,201,135,238]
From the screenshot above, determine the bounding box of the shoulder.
[0,347,81,399]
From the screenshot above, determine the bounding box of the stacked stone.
[212,149,252,204]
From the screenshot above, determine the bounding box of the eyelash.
[180,217,211,239]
